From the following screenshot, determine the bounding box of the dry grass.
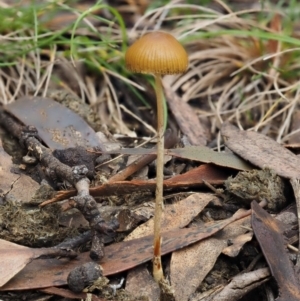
[0,0,300,144]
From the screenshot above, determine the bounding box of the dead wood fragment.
[221,122,300,179]
[251,201,300,301]
[196,267,270,301]
[70,178,119,260]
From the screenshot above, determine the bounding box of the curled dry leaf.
[251,201,300,301]
[221,122,300,179]
[222,232,253,257]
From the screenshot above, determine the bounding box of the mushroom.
[125,31,188,282]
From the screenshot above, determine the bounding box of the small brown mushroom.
[125,31,188,282]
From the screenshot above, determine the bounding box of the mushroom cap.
[125,31,188,75]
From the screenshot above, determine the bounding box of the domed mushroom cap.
[125,31,188,75]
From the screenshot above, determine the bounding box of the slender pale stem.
[153,74,164,282]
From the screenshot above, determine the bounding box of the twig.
[0,109,117,260]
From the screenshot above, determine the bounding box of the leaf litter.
[1,1,300,301]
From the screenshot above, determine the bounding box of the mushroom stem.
[153,74,165,282]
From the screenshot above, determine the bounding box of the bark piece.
[221,122,300,179]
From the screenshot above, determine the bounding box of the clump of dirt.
[0,201,78,247]
[225,168,287,211]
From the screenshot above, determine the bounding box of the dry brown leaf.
[5,97,102,150]
[221,122,300,179]
[109,146,253,171]
[126,193,217,240]
[125,193,216,298]
[252,201,300,301]
[126,265,159,301]
[170,216,251,301]
[289,110,300,144]
[163,76,209,146]
[1,208,251,291]
[0,140,20,197]
[0,239,40,287]
[5,174,39,204]
[0,141,53,204]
